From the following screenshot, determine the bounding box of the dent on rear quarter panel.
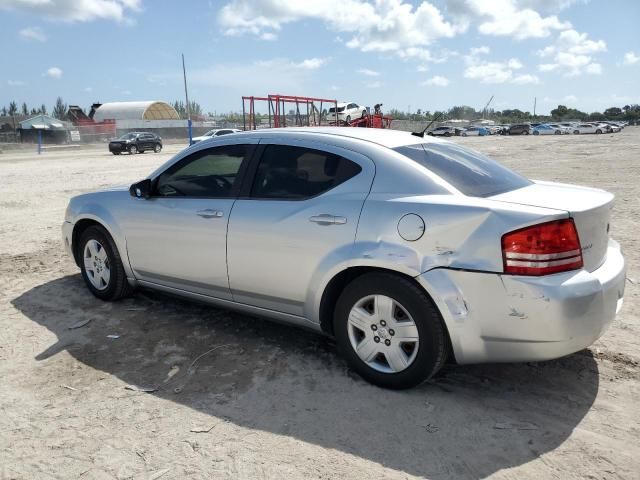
[353,194,568,275]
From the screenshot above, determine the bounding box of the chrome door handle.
[309,214,347,225]
[196,209,223,218]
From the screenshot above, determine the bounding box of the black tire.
[574,130,580,135]
[596,129,602,134]
[361,110,366,118]
[524,130,530,135]
[154,143,162,153]
[334,272,448,389]
[128,145,137,154]
[78,225,133,301]
[444,131,452,137]
[554,130,561,135]
[427,132,433,136]
[345,115,351,124]
[533,131,539,135]
[112,152,121,155]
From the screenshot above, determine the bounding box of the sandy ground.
[1,130,639,480]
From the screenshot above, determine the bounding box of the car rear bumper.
[417,239,625,364]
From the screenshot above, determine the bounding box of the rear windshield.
[394,143,531,197]
[328,106,345,113]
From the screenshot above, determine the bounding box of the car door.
[227,139,375,316]
[123,142,256,299]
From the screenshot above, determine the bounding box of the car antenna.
[412,112,444,138]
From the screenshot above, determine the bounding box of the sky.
[0,0,639,115]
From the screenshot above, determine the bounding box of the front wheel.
[128,145,137,154]
[554,130,561,135]
[345,115,351,124]
[596,129,602,134]
[574,130,580,134]
[78,225,133,301]
[334,272,448,389]
[533,131,539,135]
[112,152,121,155]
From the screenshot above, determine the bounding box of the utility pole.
[182,53,193,145]
[533,97,537,118]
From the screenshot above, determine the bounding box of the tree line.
[3,98,639,124]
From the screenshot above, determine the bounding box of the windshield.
[394,143,531,197]
[204,130,217,136]
[118,133,137,140]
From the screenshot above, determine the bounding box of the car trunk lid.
[491,181,613,272]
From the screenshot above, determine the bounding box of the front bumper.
[62,221,74,258]
[417,240,625,364]
[109,142,128,152]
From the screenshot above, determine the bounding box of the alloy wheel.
[347,294,420,373]
[83,239,111,290]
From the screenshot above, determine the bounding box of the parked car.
[532,124,562,135]
[108,132,162,155]
[63,128,626,389]
[548,123,572,134]
[508,124,531,135]
[192,128,241,143]
[572,123,605,134]
[427,126,456,137]
[461,126,489,136]
[326,102,367,123]
[601,122,621,132]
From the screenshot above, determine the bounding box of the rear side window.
[251,145,361,199]
[394,143,531,197]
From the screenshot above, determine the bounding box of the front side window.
[395,143,531,198]
[250,145,362,199]
[155,145,252,197]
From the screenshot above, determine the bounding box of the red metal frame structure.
[241,94,394,130]
[242,94,338,130]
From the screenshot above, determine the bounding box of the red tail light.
[501,219,583,276]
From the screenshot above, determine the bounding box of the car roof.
[231,127,447,149]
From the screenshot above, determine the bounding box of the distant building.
[91,101,180,125]
[18,114,71,144]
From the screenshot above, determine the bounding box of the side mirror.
[129,179,152,199]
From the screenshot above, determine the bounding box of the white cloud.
[585,62,602,75]
[45,67,63,79]
[357,68,380,77]
[422,75,450,86]
[0,0,141,23]
[298,57,328,69]
[7,79,25,86]
[447,0,571,40]
[512,73,540,84]
[463,52,536,84]
[536,28,606,76]
[218,0,465,59]
[148,58,332,93]
[469,46,490,55]
[19,26,46,42]
[260,32,277,40]
[623,51,639,66]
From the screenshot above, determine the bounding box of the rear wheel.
[533,131,540,135]
[596,129,602,134]
[154,143,162,153]
[78,225,133,301]
[334,272,448,389]
[444,132,452,137]
[574,130,580,134]
[554,130,561,135]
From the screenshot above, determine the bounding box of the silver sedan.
[62,127,626,389]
